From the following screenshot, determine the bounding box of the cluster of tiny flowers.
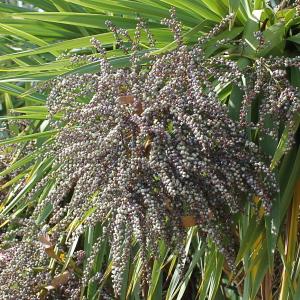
[240,56,300,150]
[0,227,51,299]
[0,222,81,299]
[3,8,300,298]
[37,11,279,294]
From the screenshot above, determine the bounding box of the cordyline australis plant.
[1,8,300,299]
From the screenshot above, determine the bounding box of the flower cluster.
[2,8,300,298]
[240,56,300,151]
[0,229,51,299]
[38,10,279,294]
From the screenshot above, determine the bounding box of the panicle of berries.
[161,7,183,45]
[240,56,300,151]
[26,10,280,296]
[3,8,299,298]
[0,224,51,299]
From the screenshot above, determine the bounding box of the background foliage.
[1,0,300,299]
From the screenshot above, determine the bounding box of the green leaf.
[0,3,33,13]
[236,218,264,264]
[0,130,58,146]
[198,0,227,17]
[0,83,46,103]
[5,12,162,29]
[148,241,168,299]
[229,0,240,13]
[11,106,48,114]
[270,115,300,169]
[0,149,42,177]
[175,240,205,299]
[250,245,269,299]
[67,0,201,26]
[158,0,220,21]
[36,201,53,225]
[287,33,300,44]
[21,0,57,11]
[228,84,243,121]
[1,158,53,215]
[165,228,195,299]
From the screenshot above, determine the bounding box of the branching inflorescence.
[2,8,300,298]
